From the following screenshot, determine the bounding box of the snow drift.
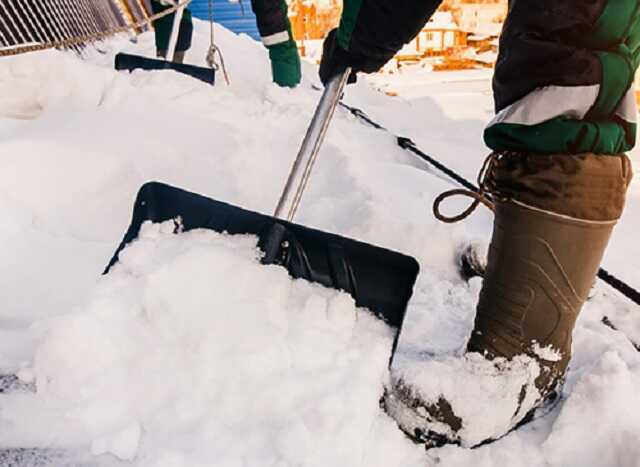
[1,222,394,466]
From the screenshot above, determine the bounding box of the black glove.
[318,29,386,85]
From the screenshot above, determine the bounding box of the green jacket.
[484,0,640,155]
[250,0,301,87]
[336,0,639,155]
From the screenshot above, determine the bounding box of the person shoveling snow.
[315,0,638,448]
[1,0,639,463]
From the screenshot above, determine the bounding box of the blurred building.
[396,12,467,61]
[289,0,341,41]
[285,0,508,70]
[455,1,507,36]
[394,1,506,70]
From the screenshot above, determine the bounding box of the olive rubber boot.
[470,152,632,403]
[384,152,632,447]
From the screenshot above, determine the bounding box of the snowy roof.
[468,34,490,41]
[423,11,459,31]
[5,13,640,467]
[474,51,498,63]
[461,22,503,37]
[397,41,422,56]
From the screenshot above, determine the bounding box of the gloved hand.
[268,40,302,88]
[318,29,386,85]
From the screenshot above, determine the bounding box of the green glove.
[268,40,301,88]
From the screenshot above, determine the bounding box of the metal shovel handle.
[166,1,187,62]
[273,69,352,221]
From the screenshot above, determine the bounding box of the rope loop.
[432,152,499,223]
[206,0,230,85]
[206,44,230,85]
[433,189,494,223]
[205,45,220,70]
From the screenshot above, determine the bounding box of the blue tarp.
[189,0,260,41]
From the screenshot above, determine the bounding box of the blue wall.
[189,0,260,41]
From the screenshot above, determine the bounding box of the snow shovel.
[104,70,419,342]
[115,53,215,85]
[114,3,215,85]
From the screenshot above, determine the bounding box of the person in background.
[149,0,193,63]
[250,0,301,87]
[319,0,637,447]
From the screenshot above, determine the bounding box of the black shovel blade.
[105,182,419,332]
[115,53,215,85]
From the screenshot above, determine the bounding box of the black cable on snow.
[597,269,640,306]
[602,317,640,351]
[396,136,479,193]
[339,102,640,308]
[340,105,385,130]
[339,102,478,192]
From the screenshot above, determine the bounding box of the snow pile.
[0,50,113,120]
[1,222,393,465]
[532,343,562,362]
[390,352,541,447]
[543,351,640,465]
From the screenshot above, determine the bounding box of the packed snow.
[389,350,543,446]
[1,19,640,467]
[2,221,394,466]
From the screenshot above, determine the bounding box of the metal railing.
[0,0,152,53]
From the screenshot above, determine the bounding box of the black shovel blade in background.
[115,53,215,85]
[105,182,419,334]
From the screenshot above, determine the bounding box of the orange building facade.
[288,0,341,41]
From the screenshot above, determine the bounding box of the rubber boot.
[470,198,616,395]
[172,51,186,64]
[472,151,632,398]
[384,152,632,446]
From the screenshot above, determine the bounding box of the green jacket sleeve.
[337,0,444,67]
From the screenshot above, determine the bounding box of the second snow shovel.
[115,53,216,85]
[115,3,215,85]
[105,70,419,345]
